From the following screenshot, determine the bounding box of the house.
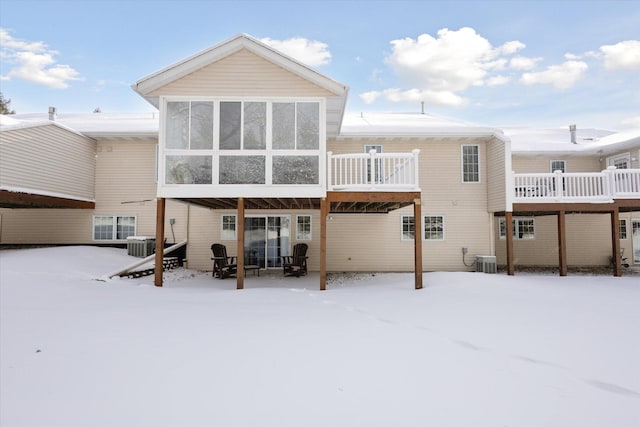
[1,34,639,289]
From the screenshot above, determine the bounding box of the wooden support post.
[557,210,567,277]
[414,198,423,289]
[320,198,327,291]
[237,198,245,289]
[505,211,515,275]
[154,198,166,287]
[611,207,621,277]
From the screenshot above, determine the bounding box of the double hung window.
[462,145,480,183]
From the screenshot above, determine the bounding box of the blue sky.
[1,0,639,130]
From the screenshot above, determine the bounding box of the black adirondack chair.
[211,243,237,279]
[282,243,308,277]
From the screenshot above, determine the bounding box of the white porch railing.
[513,166,640,203]
[327,149,420,191]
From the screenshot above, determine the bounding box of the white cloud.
[520,60,588,89]
[0,28,82,89]
[600,40,640,70]
[509,56,542,70]
[360,91,382,104]
[486,75,510,86]
[498,40,526,55]
[363,27,524,107]
[564,53,582,60]
[260,37,331,67]
[363,88,467,107]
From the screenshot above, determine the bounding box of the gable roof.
[132,34,349,137]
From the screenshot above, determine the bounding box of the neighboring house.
[1,34,638,289]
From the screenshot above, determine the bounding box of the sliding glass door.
[244,216,291,269]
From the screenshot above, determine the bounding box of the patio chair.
[211,243,237,279]
[282,243,308,277]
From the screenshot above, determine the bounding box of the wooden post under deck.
[557,210,567,277]
[611,207,621,277]
[237,197,245,289]
[320,198,327,291]
[505,211,514,275]
[154,197,166,287]
[414,198,423,289]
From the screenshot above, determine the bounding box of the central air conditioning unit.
[126,236,156,258]
[476,255,497,274]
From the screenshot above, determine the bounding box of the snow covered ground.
[1,246,639,427]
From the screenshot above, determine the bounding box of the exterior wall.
[487,138,507,212]
[512,154,601,173]
[150,49,334,98]
[322,137,494,272]
[0,137,189,246]
[93,138,188,242]
[0,124,95,200]
[605,147,640,169]
[494,213,639,267]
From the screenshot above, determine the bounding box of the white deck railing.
[327,149,420,191]
[513,166,640,203]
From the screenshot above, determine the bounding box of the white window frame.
[607,153,631,169]
[499,217,535,240]
[93,215,137,241]
[619,219,628,240]
[401,215,415,241]
[461,144,480,183]
[296,215,312,241]
[423,215,445,241]
[159,97,326,198]
[221,214,237,240]
[550,160,566,173]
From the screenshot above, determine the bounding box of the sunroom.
[133,34,423,290]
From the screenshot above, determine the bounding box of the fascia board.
[0,120,93,141]
[336,129,505,140]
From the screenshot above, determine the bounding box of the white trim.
[401,215,414,241]
[619,218,628,240]
[461,144,481,183]
[93,215,137,241]
[499,216,536,240]
[158,96,325,198]
[423,215,445,241]
[295,214,312,241]
[550,159,566,173]
[607,152,631,169]
[220,214,237,240]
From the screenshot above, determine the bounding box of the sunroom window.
[163,99,321,186]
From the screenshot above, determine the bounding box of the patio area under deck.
[152,190,423,291]
[505,167,640,277]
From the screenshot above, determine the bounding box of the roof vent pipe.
[569,124,577,144]
[48,107,57,121]
[421,101,425,115]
